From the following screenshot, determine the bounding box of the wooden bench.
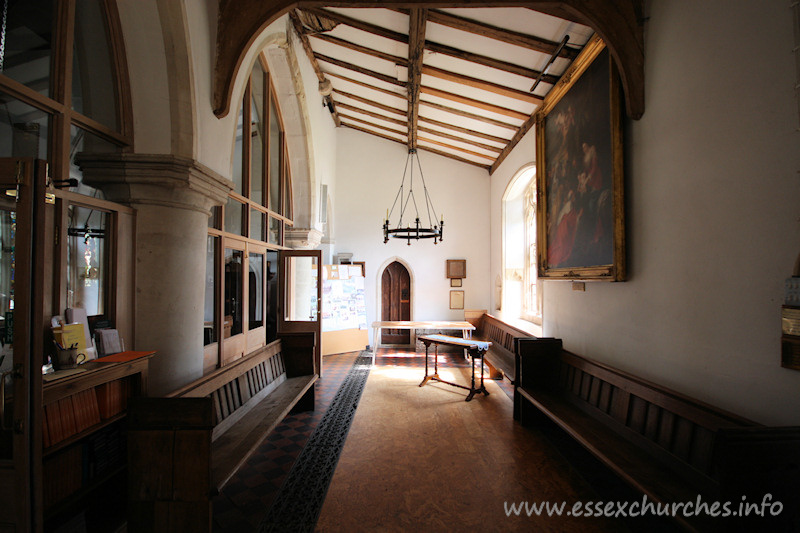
[515,337,800,532]
[127,332,318,533]
[464,310,536,382]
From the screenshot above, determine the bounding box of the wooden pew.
[465,310,535,382]
[514,337,800,532]
[127,332,317,533]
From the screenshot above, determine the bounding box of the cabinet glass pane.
[268,216,281,245]
[203,236,217,346]
[208,206,220,229]
[0,206,13,459]
[248,252,263,330]
[266,251,278,343]
[224,248,243,338]
[0,2,54,97]
[224,197,244,236]
[67,205,108,316]
[232,104,244,195]
[0,96,49,160]
[250,65,265,205]
[72,0,117,130]
[250,208,264,242]
[284,255,317,322]
[268,98,281,213]
[70,125,117,198]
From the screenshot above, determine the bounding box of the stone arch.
[225,26,317,233]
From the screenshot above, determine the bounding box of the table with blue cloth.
[417,334,492,401]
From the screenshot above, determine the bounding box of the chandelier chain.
[0,0,8,72]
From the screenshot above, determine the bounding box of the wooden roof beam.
[418,115,511,145]
[314,52,407,88]
[333,89,406,117]
[417,136,496,161]
[422,65,542,105]
[302,7,408,45]
[309,32,408,67]
[215,1,645,120]
[340,113,408,138]
[326,71,405,99]
[423,8,579,59]
[341,122,408,145]
[417,125,502,153]
[418,98,518,132]
[423,40,559,85]
[335,101,408,128]
[416,145,492,171]
[407,8,427,149]
[420,86,529,121]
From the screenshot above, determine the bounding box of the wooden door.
[0,158,46,532]
[278,250,322,376]
[381,261,410,345]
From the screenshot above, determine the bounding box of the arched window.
[204,52,294,371]
[502,165,540,323]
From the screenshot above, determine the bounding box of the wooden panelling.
[129,335,317,532]
[625,394,644,434]
[643,403,661,441]
[515,337,800,532]
[657,411,675,450]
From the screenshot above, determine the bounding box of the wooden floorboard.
[315,363,631,532]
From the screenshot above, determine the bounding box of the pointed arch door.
[381,261,410,345]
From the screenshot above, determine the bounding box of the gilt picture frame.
[536,36,626,281]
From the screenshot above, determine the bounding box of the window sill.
[490,311,543,337]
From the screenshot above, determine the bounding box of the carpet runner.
[257,354,373,532]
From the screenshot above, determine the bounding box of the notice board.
[321,264,368,355]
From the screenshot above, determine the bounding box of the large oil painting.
[536,38,625,281]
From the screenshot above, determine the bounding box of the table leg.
[419,341,433,387]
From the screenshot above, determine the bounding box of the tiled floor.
[211,348,495,532]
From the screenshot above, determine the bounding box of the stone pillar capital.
[76,153,232,215]
[284,228,324,250]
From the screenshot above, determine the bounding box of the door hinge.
[14,419,23,434]
[45,192,55,204]
[12,363,23,379]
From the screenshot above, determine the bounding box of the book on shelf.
[96,380,124,419]
[43,444,82,508]
[44,401,63,446]
[58,396,77,441]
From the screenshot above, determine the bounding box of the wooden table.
[371,321,475,359]
[418,334,491,401]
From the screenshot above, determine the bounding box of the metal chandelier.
[383,149,443,245]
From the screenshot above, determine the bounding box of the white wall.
[334,129,491,344]
[494,0,800,425]
[490,128,537,315]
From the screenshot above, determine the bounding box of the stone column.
[78,154,231,395]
